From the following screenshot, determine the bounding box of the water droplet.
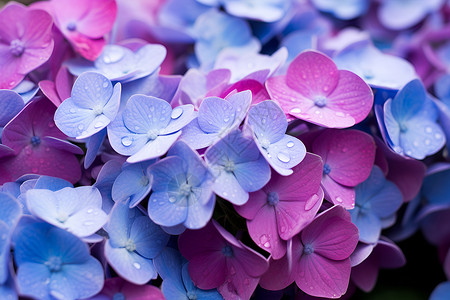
[121,137,133,147]
[223,191,228,197]
[259,234,268,245]
[277,152,290,163]
[335,111,346,117]
[133,262,141,269]
[83,221,94,226]
[78,124,84,130]
[341,147,348,153]
[103,47,124,64]
[87,209,93,213]
[323,86,329,92]
[425,127,432,133]
[435,133,442,139]
[223,116,230,123]
[425,139,431,145]
[171,107,183,119]
[315,110,320,114]
[94,121,104,128]
[69,108,76,113]
[280,226,286,233]
[169,197,176,203]
[290,108,301,114]
[103,82,108,88]
[263,241,271,248]
[305,194,320,211]
[335,197,343,203]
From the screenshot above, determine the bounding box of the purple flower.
[266,50,373,128]
[87,277,165,300]
[0,2,54,89]
[235,153,324,259]
[178,220,269,300]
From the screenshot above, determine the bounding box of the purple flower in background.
[235,153,323,259]
[33,0,117,60]
[246,100,306,176]
[260,205,359,299]
[382,79,446,159]
[309,129,376,209]
[180,91,251,149]
[65,44,166,83]
[104,200,169,285]
[266,50,373,128]
[0,2,54,89]
[13,222,104,300]
[26,186,108,240]
[0,98,82,184]
[88,277,165,300]
[205,130,270,205]
[178,220,269,300]
[147,141,215,230]
[311,0,369,20]
[54,72,121,139]
[108,95,195,163]
[349,166,403,243]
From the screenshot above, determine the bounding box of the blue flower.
[221,0,291,22]
[180,91,251,149]
[93,160,123,214]
[205,130,270,205]
[104,200,169,285]
[430,282,450,300]
[112,160,154,208]
[383,79,446,159]
[311,0,369,20]
[54,72,121,139]
[245,100,306,176]
[349,166,403,243]
[147,141,215,230]
[154,247,223,300]
[108,95,195,163]
[0,271,17,300]
[65,44,166,83]
[26,186,108,240]
[13,222,104,300]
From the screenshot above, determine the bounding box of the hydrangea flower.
[266,50,373,128]
[205,130,270,205]
[235,153,324,259]
[178,220,269,300]
[349,166,403,243]
[93,160,123,214]
[39,66,72,107]
[66,44,166,83]
[13,222,104,300]
[180,91,251,149]
[154,247,223,300]
[33,0,117,60]
[0,98,82,184]
[108,95,195,163]
[260,205,359,299]
[0,2,54,89]
[382,79,446,159]
[54,72,121,139]
[26,186,108,240]
[309,129,376,209]
[147,141,215,230]
[311,0,369,20]
[219,0,292,22]
[104,200,169,285]
[88,277,165,300]
[245,100,306,176]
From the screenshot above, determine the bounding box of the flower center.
[66,21,77,31]
[45,256,63,272]
[323,163,331,175]
[224,160,235,172]
[30,136,41,146]
[179,182,193,197]
[146,129,159,141]
[113,293,126,300]
[222,245,233,257]
[314,96,327,108]
[303,243,314,255]
[10,39,25,57]
[125,239,136,252]
[267,192,279,206]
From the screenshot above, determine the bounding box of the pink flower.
[266,50,373,128]
[89,277,165,300]
[0,2,54,89]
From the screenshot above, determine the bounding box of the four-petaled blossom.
[246,100,306,176]
[54,72,121,139]
[178,220,269,300]
[108,95,195,163]
[0,2,54,89]
[236,153,324,259]
[266,50,373,128]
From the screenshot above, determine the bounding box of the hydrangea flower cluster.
[1,0,450,299]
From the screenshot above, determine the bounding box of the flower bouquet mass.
[2,0,450,299]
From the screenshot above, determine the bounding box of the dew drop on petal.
[121,137,133,147]
[78,124,84,130]
[277,152,290,163]
[435,133,442,139]
[171,107,183,119]
[83,221,94,226]
[94,121,104,128]
[425,127,432,133]
[335,197,343,203]
[335,111,346,117]
[169,197,176,203]
[425,139,431,145]
[263,241,271,248]
[87,209,93,214]
[69,108,76,113]
[290,108,301,114]
[103,82,108,88]
[133,262,141,270]
[304,194,320,211]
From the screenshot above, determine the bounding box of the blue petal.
[104,201,141,247]
[70,72,114,109]
[212,171,248,205]
[167,141,209,184]
[93,160,123,214]
[234,155,270,192]
[84,129,107,169]
[430,282,450,300]
[0,192,21,228]
[0,221,10,284]
[107,114,149,156]
[94,46,137,81]
[351,210,381,244]
[184,192,215,229]
[390,79,425,123]
[0,90,24,127]
[265,135,306,175]
[148,192,188,227]
[160,105,196,135]
[104,242,157,284]
[0,270,17,300]
[64,205,108,237]
[161,281,188,299]
[248,100,287,144]
[127,132,181,163]
[148,156,188,192]
[34,176,73,191]
[181,262,195,293]
[134,44,167,79]
[225,90,252,125]
[129,216,169,258]
[16,262,51,300]
[112,163,152,206]
[180,118,219,149]
[197,97,236,133]
[54,99,98,138]
[370,180,403,218]
[153,247,184,281]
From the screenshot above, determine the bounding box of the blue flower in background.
[26,186,108,240]
[246,100,306,176]
[154,247,223,300]
[430,282,450,300]
[221,0,291,22]
[104,200,169,285]
[349,166,403,243]
[13,222,104,300]
[312,0,370,20]
[108,95,195,163]
[112,160,154,208]
[0,89,24,138]
[65,44,166,83]
[383,79,446,159]
[54,72,121,139]
[180,90,251,149]
[205,130,270,205]
[12,79,39,103]
[93,160,124,214]
[147,141,215,230]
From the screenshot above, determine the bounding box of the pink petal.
[321,175,356,209]
[259,255,294,291]
[313,129,376,186]
[74,0,117,38]
[221,79,270,105]
[286,51,339,98]
[188,253,227,289]
[122,281,165,300]
[351,256,378,292]
[65,31,106,61]
[178,222,225,260]
[55,66,72,101]
[39,80,62,107]
[234,190,267,220]
[233,241,269,277]
[218,260,259,300]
